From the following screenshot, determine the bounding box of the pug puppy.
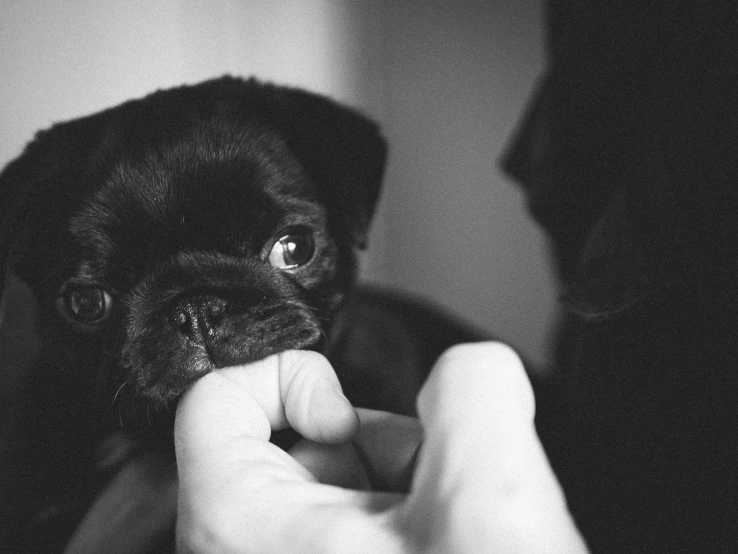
[0,76,387,552]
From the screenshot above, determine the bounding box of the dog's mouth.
[118,289,326,409]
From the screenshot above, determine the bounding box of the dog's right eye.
[268,231,316,270]
[58,286,113,326]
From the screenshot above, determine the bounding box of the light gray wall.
[353,2,557,366]
[0,0,558,366]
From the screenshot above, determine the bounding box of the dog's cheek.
[30,292,109,378]
[301,239,357,316]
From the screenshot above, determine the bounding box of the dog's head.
[0,76,386,417]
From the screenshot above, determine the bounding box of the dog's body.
[0,76,392,551]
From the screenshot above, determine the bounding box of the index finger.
[405,342,587,552]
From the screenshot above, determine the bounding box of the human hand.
[174,343,588,553]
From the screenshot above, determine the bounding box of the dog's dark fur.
[0,76,388,551]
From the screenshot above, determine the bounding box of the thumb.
[175,350,359,445]
[175,350,359,489]
[174,351,361,552]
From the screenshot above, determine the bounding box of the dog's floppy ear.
[0,115,114,308]
[0,138,52,308]
[266,85,387,249]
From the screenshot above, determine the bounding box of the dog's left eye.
[268,232,315,270]
[59,286,113,325]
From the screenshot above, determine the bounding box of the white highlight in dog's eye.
[268,233,315,270]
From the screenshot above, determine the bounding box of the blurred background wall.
[0,0,558,366]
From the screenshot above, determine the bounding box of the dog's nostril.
[169,296,231,341]
[171,308,194,333]
[206,298,228,323]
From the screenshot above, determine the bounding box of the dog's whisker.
[112,380,130,406]
[102,350,121,362]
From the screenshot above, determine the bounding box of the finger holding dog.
[175,350,403,554]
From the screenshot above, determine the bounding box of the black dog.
[0,76,388,551]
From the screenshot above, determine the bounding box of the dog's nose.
[170,296,228,341]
